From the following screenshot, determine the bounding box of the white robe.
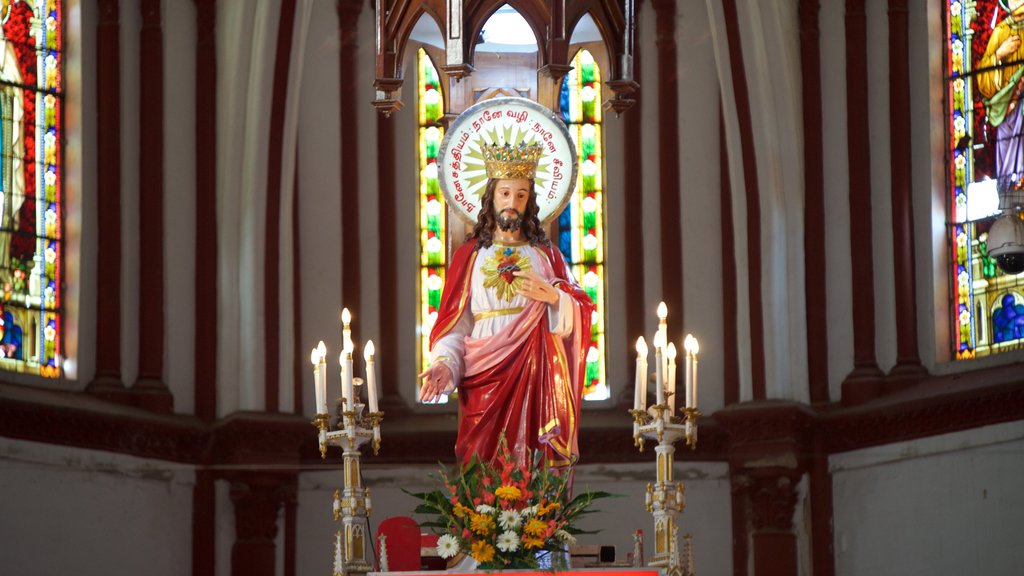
[430,241,575,389]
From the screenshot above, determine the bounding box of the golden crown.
[482,142,544,180]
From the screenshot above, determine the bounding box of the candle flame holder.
[310,314,383,576]
[314,398,383,576]
[630,389,699,576]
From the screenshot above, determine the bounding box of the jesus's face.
[492,178,531,232]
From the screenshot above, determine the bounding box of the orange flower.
[471,540,496,563]
[523,518,547,537]
[522,536,545,550]
[452,503,473,518]
[470,513,496,535]
[495,485,522,501]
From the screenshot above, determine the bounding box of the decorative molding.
[822,375,1024,453]
[2,366,1021,464]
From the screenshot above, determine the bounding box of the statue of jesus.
[419,142,595,467]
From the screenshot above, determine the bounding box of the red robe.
[429,240,595,467]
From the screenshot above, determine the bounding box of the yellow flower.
[522,536,545,550]
[452,503,473,518]
[471,540,496,563]
[537,502,561,516]
[470,513,496,535]
[494,485,522,501]
[523,518,547,537]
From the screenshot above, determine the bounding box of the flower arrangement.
[408,442,614,570]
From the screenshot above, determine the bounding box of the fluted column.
[886,0,927,389]
[133,0,173,413]
[338,0,362,314]
[87,0,128,400]
[841,0,885,404]
[799,0,830,404]
[652,0,684,337]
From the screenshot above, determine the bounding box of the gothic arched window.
[0,0,63,377]
[416,47,447,398]
[945,0,1024,359]
[559,49,607,399]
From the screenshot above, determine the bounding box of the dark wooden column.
[886,0,927,390]
[377,113,403,412]
[87,0,129,401]
[194,0,218,421]
[193,469,216,576]
[264,0,298,413]
[652,0,684,337]
[716,403,814,576]
[621,15,644,406]
[338,0,362,315]
[133,0,173,413]
[799,0,830,405]
[721,0,766,399]
[229,474,295,576]
[841,0,885,405]
[809,432,836,576]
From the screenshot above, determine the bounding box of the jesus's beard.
[496,208,523,232]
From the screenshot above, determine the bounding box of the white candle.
[341,308,353,353]
[654,332,665,407]
[656,301,668,348]
[318,341,328,414]
[684,334,699,409]
[634,336,648,411]
[666,342,677,415]
[343,351,355,412]
[364,341,378,413]
[340,351,352,413]
[311,347,323,415]
[692,356,699,408]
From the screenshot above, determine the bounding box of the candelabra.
[310,309,384,576]
[628,302,699,576]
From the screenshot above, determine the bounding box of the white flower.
[498,509,522,530]
[475,504,496,515]
[436,534,460,559]
[497,531,520,553]
[554,529,576,545]
[522,504,540,516]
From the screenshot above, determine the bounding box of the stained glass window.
[559,49,607,400]
[945,0,1024,358]
[0,0,63,377]
[417,48,447,399]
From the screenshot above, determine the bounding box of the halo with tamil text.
[437,97,579,227]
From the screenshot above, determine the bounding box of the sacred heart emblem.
[481,246,533,302]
